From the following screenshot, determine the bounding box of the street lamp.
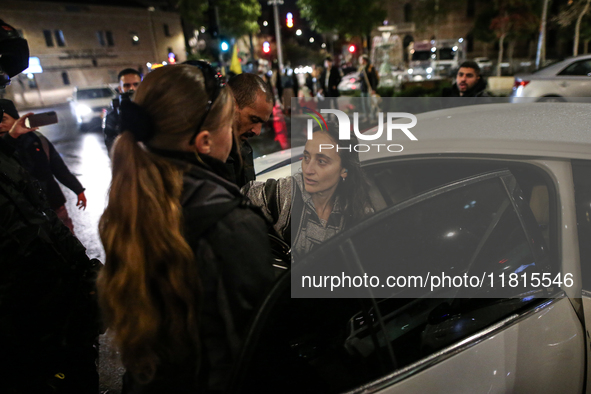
[309,37,314,43]
[321,43,326,48]
[296,29,302,36]
[263,21,268,26]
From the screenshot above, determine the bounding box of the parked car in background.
[244,102,591,394]
[510,54,591,101]
[474,57,493,75]
[69,85,116,131]
[338,72,362,94]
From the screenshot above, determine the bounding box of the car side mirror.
[427,302,452,325]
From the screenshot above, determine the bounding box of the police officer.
[102,68,142,154]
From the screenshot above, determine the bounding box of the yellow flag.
[230,44,242,75]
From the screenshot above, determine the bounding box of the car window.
[558,59,591,76]
[367,159,556,252]
[76,88,114,100]
[231,170,557,393]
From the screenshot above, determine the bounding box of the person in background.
[442,60,489,97]
[0,99,86,233]
[243,122,373,259]
[103,68,142,153]
[319,56,342,110]
[0,19,101,393]
[226,72,274,187]
[98,63,274,393]
[359,54,379,123]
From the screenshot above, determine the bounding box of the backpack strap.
[34,131,50,163]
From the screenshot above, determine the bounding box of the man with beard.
[443,60,489,97]
[227,73,274,187]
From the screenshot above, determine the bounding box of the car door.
[571,159,591,394]
[229,170,584,393]
[555,59,591,97]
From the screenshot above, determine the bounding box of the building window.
[131,32,140,46]
[61,71,70,85]
[106,31,114,46]
[97,31,105,46]
[43,30,54,47]
[163,23,171,37]
[54,30,66,47]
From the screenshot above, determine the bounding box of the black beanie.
[0,99,19,120]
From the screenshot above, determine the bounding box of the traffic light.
[286,12,293,28]
[348,44,356,53]
[263,41,270,54]
[220,41,229,52]
[168,52,176,64]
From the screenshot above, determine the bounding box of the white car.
[242,102,591,393]
[69,85,116,131]
[338,72,362,94]
[510,54,591,101]
[474,57,493,75]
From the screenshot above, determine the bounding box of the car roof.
[74,85,114,92]
[359,103,591,162]
[529,54,591,76]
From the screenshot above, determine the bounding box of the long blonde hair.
[98,64,233,383]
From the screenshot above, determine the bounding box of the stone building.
[1,0,186,107]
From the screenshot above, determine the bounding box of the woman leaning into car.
[243,123,374,260]
[97,63,274,393]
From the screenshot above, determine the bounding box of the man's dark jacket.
[15,132,84,209]
[225,140,255,188]
[103,107,120,153]
[360,64,378,93]
[319,65,342,97]
[442,77,489,97]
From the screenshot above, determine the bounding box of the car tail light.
[513,79,530,89]
[350,78,356,83]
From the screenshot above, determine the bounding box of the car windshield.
[412,50,432,61]
[439,47,455,60]
[533,59,564,74]
[76,88,113,100]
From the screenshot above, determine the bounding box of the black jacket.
[360,64,378,93]
[15,132,84,209]
[103,107,120,154]
[442,77,489,97]
[0,133,99,390]
[225,140,255,188]
[124,150,274,394]
[319,65,342,97]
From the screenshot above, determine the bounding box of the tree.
[555,0,591,56]
[297,0,386,49]
[411,0,466,33]
[178,0,261,39]
[489,0,539,76]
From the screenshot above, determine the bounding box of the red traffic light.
[263,41,271,54]
[348,45,356,53]
[286,12,293,28]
